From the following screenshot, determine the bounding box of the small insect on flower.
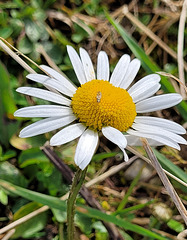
[96,91,102,102]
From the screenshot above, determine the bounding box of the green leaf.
[0,61,17,114]
[0,146,2,157]
[33,9,47,21]
[0,162,28,188]
[167,219,184,232]
[36,22,49,41]
[0,188,8,205]
[0,149,16,161]
[31,0,43,8]
[10,18,24,37]
[12,0,24,8]
[119,230,134,240]
[0,27,13,39]
[43,41,63,64]
[92,152,118,162]
[25,19,41,42]
[0,61,18,146]
[92,221,108,240]
[18,37,33,54]
[0,2,19,9]
[18,148,49,168]
[0,180,170,240]
[12,202,48,239]
[75,214,93,235]
[106,13,187,121]
[36,166,62,196]
[92,221,107,233]
[51,208,67,223]
[0,11,8,25]
[0,179,66,210]
[43,0,56,9]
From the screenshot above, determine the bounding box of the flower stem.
[67,167,87,240]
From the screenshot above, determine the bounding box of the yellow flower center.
[71,80,137,131]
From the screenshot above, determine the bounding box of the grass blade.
[0,179,171,239]
[153,149,187,184]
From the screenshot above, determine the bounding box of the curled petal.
[75,129,99,170]
[102,126,128,161]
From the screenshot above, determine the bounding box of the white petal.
[131,123,187,145]
[40,65,77,92]
[74,129,99,170]
[102,126,127,147]
[17,87,71,106]
[128,74,161,95]
[125,135,164,146]
[67,45,87,84]
[97,51,110,81]
[27,74,76,97]
[110,54,130,87]
[119,59,141,89]
[134,116,186,134]
[119,148,129,162]
[129,82,161,103]
[19,115,76,138]
[102,126,128,161]
[50,123,86,146]
[79,48,95,81]
[136,93,182,113]
[127,129,180,150]
[14,105,72,117]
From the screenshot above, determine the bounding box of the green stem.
[67,167,87,240]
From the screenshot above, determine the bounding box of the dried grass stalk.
[141,138,187,226]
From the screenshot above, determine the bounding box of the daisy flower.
[14,46,187,170]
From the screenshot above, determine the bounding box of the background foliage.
[0,0,186,239]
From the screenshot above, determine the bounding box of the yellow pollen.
[71,80,137,131]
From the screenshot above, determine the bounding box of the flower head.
[14,46,187,170]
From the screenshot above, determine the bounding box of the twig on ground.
[177,229,187,240]
[141,138,187,226]
[0,39,35,74]
[1,229,15,240]
[0,38,52,77]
